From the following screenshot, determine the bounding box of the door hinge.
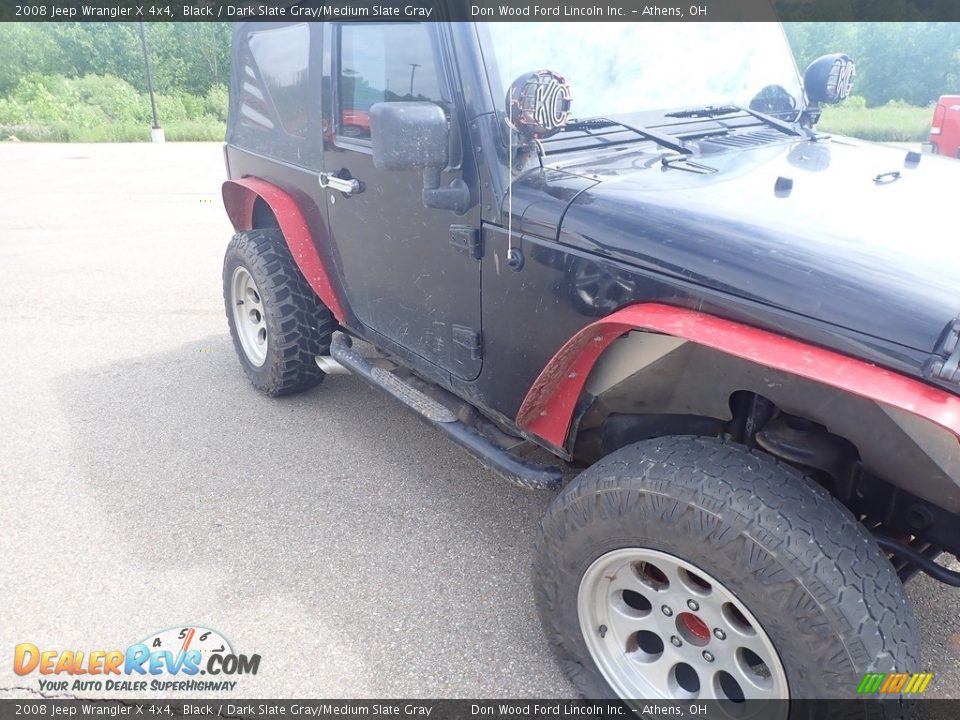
[449,225,483,259]
[452,325,483,361]
[924,317,960,384]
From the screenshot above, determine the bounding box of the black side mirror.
[804,53,856,106]
[370,102,470,214]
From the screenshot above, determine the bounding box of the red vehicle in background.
[926,95,960,157]
[340,109,372,139]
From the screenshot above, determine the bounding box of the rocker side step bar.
[327,332,563,490]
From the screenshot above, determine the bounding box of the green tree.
[0,22,232,97]
[0,24,69,93]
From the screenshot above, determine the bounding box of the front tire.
[223,229,333,396]
[533,436,919,702]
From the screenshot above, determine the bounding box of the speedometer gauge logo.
[141,626,234,667]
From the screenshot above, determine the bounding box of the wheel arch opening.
[561,327,960,568]
[569,329,960,503]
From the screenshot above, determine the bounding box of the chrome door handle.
[319,171,362,195]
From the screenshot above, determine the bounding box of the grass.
[816,101,932,142]
[1,119,225,143]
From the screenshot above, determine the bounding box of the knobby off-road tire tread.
[533,436,919,702]
[224,229,333,396]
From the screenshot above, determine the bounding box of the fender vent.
[699,129,785,151]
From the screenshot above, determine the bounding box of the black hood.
[554,136,960,354]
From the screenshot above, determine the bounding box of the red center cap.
[678,612,710,642]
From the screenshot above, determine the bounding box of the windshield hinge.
[449,225,483,259]
[924,318,960,384]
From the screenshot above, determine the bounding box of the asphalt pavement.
[1,142,959,699]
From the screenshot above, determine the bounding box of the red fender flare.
[222,177,346,323]
[516,302,960,450]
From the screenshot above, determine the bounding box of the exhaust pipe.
[315,355,350,375]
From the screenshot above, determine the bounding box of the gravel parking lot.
[2,142,959,699]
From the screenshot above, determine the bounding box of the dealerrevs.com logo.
[14,626,261,693]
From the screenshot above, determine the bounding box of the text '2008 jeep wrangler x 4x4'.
[221,17,960,705]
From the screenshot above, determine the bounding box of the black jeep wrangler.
[221,18,960,703]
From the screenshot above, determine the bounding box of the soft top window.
[246,23,310,138]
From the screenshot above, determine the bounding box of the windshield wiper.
[666,105,740,118]
[666,104,802,137]
[562,117,692,155]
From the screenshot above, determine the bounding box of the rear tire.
[223,229,333,396]
[533,436,920,703]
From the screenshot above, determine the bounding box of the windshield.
[480,23,804,122]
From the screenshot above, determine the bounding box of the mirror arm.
[421,167,471,215]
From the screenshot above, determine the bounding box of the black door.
[320,22,482,380]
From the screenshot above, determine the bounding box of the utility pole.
[408,63,421,97]
[138,21,164,143]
